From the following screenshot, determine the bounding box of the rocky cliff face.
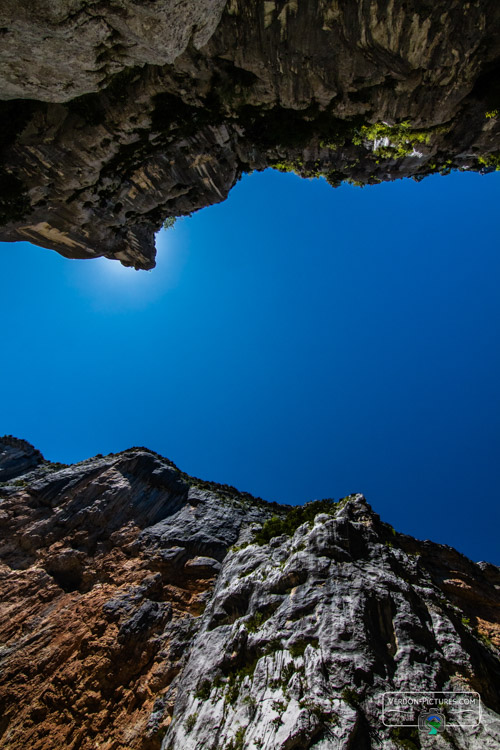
[1,436,499,750]
[0,1,500,267]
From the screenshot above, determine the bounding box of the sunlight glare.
[65,225,187,311]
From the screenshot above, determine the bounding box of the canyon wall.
[1,437,499,749]
[0,1,499,267]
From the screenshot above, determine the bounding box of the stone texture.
[0,437,499,749]
[0,0,228,102]
[0,435,45,481]
[0,1,500,267]
[0,437,276,750]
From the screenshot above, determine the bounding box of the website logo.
[382,691,481,728]
[419,712,446,735]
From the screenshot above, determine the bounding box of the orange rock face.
[0,543,212,749]
[0,441,270,750]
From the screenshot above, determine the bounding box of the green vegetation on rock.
[389,726,421,750]
[289,638,319,658]
[244,611,269,632]
[253,496,353,545]
[195,679,212,701]
[225,726,247,750]
[352,120,432,158]
[224,653,262,705]
[341,687,362,708]
[299,698,339,725]
[478,152,500,170]
[185,712,198,733]
[162,216,177,230]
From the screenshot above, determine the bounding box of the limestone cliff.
[0,1,500,267]
[0,436,499,749]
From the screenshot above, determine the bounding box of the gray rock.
[0,443,498,750]
[0,1,499,267]
[0,0,228,101]
[163,495,500,750]
[0,435,45,481]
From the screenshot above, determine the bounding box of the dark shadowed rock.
[0,436,45,481]
[0,1,499,267]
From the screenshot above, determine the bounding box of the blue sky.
[1,168,499,564]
